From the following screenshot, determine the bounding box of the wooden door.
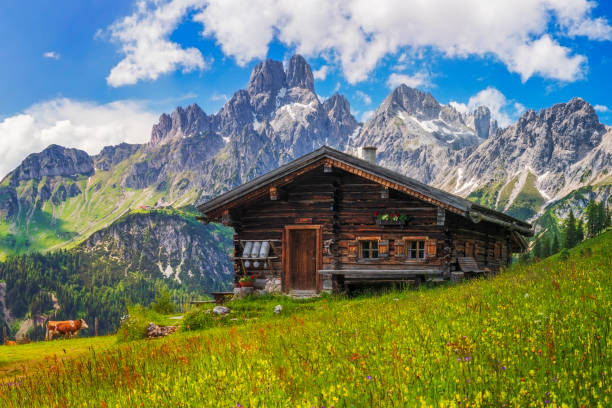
[288,229,317,290]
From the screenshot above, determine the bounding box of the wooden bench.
[320,269,443,292]
[209,292,235,305]
[188,300,215,306]
[457,257,487,275]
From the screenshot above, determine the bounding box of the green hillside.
[2,231,610,407]
[0,152,202,258]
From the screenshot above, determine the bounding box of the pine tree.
[551,234,560,254]
[576,219,584,243]
[533,239,543,260]
[597,201,607,234]
[541,236,551,258]
[585,201,598,238]
[563,210,578,249]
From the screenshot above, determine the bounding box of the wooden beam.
[323,163,333,173]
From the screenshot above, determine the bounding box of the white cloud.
[450,87,526,127]
[361,110,375,122]
[355,90,372,105]
[210,92,228,102]
[313,65,329,80]
[386,72,430,89]
[594,104,609,112]
[0,98,158,179]
[191,0,610,83]
[103,0,209,87]
[43,51,60,60]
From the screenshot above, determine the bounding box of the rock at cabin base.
[264,278,282,293]
[274,304,282,314]
[213,306,231,315]
[146,322,178,338]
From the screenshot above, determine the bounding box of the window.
[360,240,379,258]
[406,240,425,259]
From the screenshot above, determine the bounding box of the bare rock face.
[9,145,93,186]
[323,94,359,143]
[79,211,233,290]
[247,59,287,119]
[434,97,612,219]
[286,54,314,91]
[0,187,18,219]
[94,143,140,171]
[150,104,211,146]
[473,106,491,139]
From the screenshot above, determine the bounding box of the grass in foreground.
[0,336,116,380]
[1,232,611,407]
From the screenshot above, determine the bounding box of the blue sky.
[1,0,612,176]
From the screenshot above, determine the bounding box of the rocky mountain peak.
[473,106,492,139]
[286,54,314,91]
[150,103,210,146]
[247,59,286,97]
[9,144,94,186]
[323,94,351,116]
[383,84,441,120]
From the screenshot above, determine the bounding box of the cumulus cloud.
[386,72,431,89]
[313,65,329,80]
[450,87,525,127]
[102,0,209,87]
[355,90,372,105]
[191,0,610,83]
[361,110,375,122]
[0,98,158,178]
[594,104,609,112]
[43,51,60,60]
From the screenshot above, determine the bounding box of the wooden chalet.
[198,146,533,295]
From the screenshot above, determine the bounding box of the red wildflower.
[374,211,379,216]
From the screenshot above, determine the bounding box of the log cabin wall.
[230,168,337,290]
[228,165,518,292]
[444,211,513,270]
[334,173,448,271]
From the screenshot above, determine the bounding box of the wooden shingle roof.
[197,146,533,236]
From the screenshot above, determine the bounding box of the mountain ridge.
[1,54,610,285]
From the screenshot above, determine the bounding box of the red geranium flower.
[374,211,379,216]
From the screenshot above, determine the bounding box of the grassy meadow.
[0,231,610,407]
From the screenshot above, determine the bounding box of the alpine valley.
[0,55,610,314]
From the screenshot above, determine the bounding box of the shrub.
[150,289,175,315]
[559,248,570,261]
[117,305,166,342]
[183,307,219,330]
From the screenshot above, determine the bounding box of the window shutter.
[348,240,358,261]
[425,239,437,257]
[378,240,389,258]
[394,240,405,257]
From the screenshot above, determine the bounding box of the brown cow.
[45,319,89,340]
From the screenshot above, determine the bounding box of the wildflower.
[367,375,371,380]
[502,366,506,371]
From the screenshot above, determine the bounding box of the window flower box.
[374,211,409,226]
